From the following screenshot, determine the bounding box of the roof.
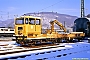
[20,16,41,19]
[74,17,90,23]
[86,17,90,21]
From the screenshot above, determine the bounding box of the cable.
[37,0,64,12]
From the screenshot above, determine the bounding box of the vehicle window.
[15,18,24,24]
[29,18,35,25]
[10,29,14,31]
[36,19,40,25]
[1,29,3,31]
[4,29,8,31]
[25,18,28,24]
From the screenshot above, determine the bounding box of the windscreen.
[15,18,24,24]
[25,18,40,25]
[29,18,35,24]
[36,19,40,25]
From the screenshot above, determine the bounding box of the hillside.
[0,12,78,28]
[0,19,14,27]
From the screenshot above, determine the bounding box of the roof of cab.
[19,16,41,19]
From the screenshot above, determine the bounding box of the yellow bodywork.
[15,16,41,38]
[50,20,66,33]
[14,15,85,43]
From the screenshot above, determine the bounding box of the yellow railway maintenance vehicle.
[14,15,85,46]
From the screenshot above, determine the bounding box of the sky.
[0,0,90,20]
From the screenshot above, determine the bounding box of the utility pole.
[8,12,9,19]
[81,0,85,18]
[64,21,65,27]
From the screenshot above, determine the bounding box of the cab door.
[35,19,41,35]
[15,18,24,35]
[28,18,35,34]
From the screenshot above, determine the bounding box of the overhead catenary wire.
[37,0,64,12]
[0,0,64,19]
[33,0,64,17]
[0,11,16,20]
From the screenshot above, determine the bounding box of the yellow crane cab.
[15,16,41,36]
[14,16,42,45]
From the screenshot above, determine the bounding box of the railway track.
[0,42,90,60]
[0,37,90,60]
[0,41,67,59]
[0,42,65,54]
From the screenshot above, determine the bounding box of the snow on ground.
[0,41,16,45]
[0,37,13,40]
[0,37,90,60]
[16,42,90,60]
[0,42,90,60]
